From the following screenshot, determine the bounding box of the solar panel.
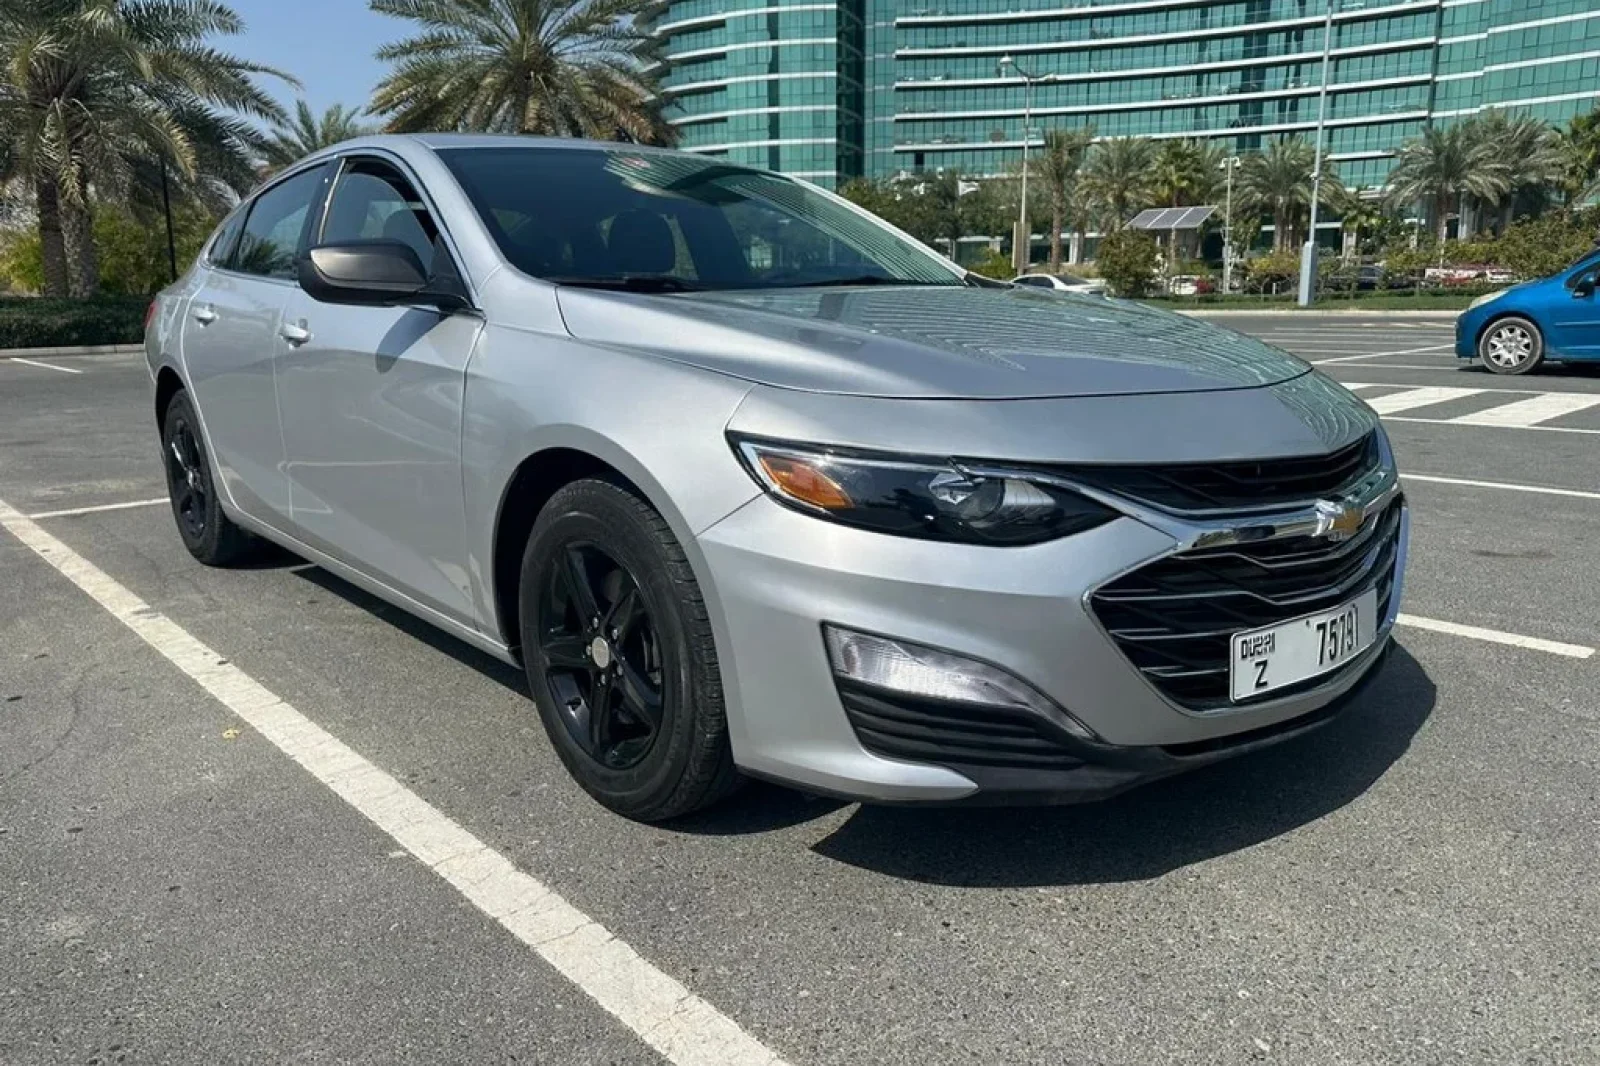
[1128,205,1219,230]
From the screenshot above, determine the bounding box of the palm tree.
[1466,109,1567,233]
[1080,137,1156,230]
[1327,183,1385,261]
[1238,137,1323,253]
[1562,106,1600,200]
[0,0,288,296]
[1151,138,1225,208]
[263,100,372,170]
[1032,126,1094,270]
[1385,122,1508,244]
[370,0,673,144]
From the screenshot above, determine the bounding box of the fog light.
[823,625,1095,740]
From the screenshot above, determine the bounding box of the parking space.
[3,321,1599,1064]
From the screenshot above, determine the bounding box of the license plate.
[1230,589,1378,702]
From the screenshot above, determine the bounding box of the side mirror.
[297,240,470,311]
[1574,272,1596,299]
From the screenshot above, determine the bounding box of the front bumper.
[696,493,1409,805]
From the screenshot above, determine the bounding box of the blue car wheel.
[1477,316,1544,375]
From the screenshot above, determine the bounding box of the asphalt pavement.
[2,316,1597,1065]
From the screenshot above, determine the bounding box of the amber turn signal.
[756,454,854,510]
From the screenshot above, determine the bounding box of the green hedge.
[0,296,149,350]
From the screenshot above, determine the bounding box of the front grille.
[1029,432,1379,513]
[837,682,1084,772]
[1090,499,1403,710]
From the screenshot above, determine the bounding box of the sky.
[224,0,398,119]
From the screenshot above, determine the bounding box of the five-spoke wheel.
[160,389,260,566]
[538,543,665,771]
[519,479,739,821]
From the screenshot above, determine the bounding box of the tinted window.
[233,165,328,279]
[320,158,442,273]
[206,209,247,267]
[1016,276,1053,288]
[438,147,959,291]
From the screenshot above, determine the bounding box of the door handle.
[192,304,217,326]
[280,321,312,346]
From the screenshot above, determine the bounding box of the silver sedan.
[146,134,1407,821]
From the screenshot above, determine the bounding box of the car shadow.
[800,646,1434,887]
[289,564,528,696]
[278,556,1434,856]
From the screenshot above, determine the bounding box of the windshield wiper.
[783,274,959,288]
[549,275,707,293]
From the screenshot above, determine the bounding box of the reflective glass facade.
[649,0,1600,191]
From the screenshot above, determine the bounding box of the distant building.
[646,0,1600,190]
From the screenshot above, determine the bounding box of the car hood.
[556,285,1309,399]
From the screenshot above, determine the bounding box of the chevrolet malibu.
[145,135,1408,821]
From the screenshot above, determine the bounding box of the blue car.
[1455,248,1600,374]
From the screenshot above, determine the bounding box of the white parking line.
[1396,614,1594,659]
[1448,393,1600,427]
[6,357,83,374]
[1364,386,1485,413]
[27,497,168,520]
[1327,362,1473,371]
[1403,474,1600,501]
[1311,345,1455,365]
[0,497,789,1066]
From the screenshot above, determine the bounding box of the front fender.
[460,322,759,641]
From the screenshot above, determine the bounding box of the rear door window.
[231,164,330,280]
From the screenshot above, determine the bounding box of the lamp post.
[1298,0,1340,306]
[1222,155,1240,294]
[999,54,1049,274]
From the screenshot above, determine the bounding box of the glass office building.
[648,0,1600,192]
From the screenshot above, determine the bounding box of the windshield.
[437,147,962,291]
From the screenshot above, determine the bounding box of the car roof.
[300,132,700,163]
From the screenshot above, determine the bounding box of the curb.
[0,342,143,359]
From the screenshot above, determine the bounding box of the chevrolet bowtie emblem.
[1313,499,1365,542]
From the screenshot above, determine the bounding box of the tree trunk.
[1435,194,1449,245]
[60,180,99,298]
[1068,229,1082,265]
[35,178,70,298]
[1049,205,1063,271]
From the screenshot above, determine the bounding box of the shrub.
[968,247,1014,280]
[1096,229,1160,297]
[1240,250,1302,294]
[0,297,150,349]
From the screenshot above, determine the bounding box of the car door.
[276,153,482,625]
[181,163,332,524]
[1546,260,1600,358]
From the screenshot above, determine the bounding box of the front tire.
[519,479,739,821]
[160,390,262,566]
[1478,316,1544,375]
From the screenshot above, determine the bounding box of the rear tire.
[518,478,740,821]
[160,390,262,566]
[1477,316,1544,375]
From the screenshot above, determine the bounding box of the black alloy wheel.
[537,542,665,771]
[519,478,739,821]
[159,389,261,566]
[166,417,209,541]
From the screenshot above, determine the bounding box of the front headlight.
[731,436,1116,545]
[1468,289,1507,311]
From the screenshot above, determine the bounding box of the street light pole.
[999,54,1046,274]
[1222,155,1240,294]
[1299,0,1338,306]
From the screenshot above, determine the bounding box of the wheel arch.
[154,364,186,425]
[1474,310,1543,352]
[486,439,722,657]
